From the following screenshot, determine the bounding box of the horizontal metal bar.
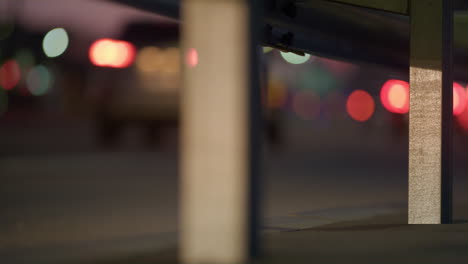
[324,0,408,15]
[109,0,468,81]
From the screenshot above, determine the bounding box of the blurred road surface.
[1,113,468,264]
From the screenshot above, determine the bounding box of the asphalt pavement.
[1,113,468,263]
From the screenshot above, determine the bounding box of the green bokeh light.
[298,64,340,95]
[15,49,35,70]
[26,65,53,96]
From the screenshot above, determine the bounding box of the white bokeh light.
[280,51,311,64]
[42,28,69,58]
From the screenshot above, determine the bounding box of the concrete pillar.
[180,0,260,263]
[409,0,453,224]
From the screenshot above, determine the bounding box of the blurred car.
[85,21,283,147]
[85,22,180,145]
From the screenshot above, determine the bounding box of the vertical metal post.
[180,0,260,263]
[409,0,453,224]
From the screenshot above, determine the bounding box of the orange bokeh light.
[380,80,409,114]
[89,39,135,68]
[267,79,287,109]
[346,90,375,122]
[0,60,21,90]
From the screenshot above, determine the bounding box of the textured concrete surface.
[3,115,468,264]
[409,0,452,224]
[408,67,443,223]
[82,209,468,264]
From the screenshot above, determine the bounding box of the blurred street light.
[0,59,21,90]
[280,51,311,64]
[346,90,374,122]
[89,38,135,68]
[42,28,69,58]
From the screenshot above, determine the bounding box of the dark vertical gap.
[441,0,454,224]
[248,0,263,259]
